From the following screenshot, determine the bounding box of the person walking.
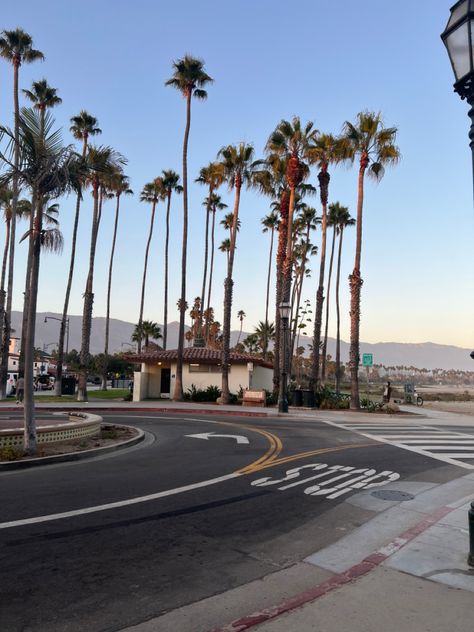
[383,380,392,403]
[16,375,25,404]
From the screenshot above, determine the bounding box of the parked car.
[35,375,55,391]
[6,373,17,396]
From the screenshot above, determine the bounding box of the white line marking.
[0,472,241,530]
[185,432,249,444]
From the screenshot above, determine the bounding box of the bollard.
[469,501,474,567]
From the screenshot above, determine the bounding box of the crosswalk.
[320,418,474,469]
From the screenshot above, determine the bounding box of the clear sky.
[1,0,473,348]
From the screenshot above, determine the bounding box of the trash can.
[302,389,315,408]
[61,376,76,395]
[292,389,303,407]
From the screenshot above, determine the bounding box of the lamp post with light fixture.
[278,301,291,413]
[441,0,474,567]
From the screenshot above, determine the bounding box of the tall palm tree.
[266,117,316,309]
[254,320,275,354]
[236,309,246,345]
[19,79,62,377]
[219,238,231,268]
[0,28,44,399]
[101,173,133,390]
[55,111,101,395]
[261,211,279,360]
[132,320,162,349]
[343,111,400,409]
[321,202,342,382]
[77,146,126,402]
[160,169,182,349]
[137,178,165,353]
[307,133,349,390]
[205,193,227,330]
[196,162,225,333]
[165,55,213,401]
[334,206,355,394]
[0,108,79,452]
[217,143,256,403]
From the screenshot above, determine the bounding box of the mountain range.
[11,311,473,371]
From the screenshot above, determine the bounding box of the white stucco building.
[129,347,273,401]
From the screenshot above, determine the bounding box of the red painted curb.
[0,406,269,418]
[210,505,453,632]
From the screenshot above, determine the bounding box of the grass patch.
[33,388,130,403]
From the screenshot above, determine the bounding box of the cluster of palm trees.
[0,29,399,452]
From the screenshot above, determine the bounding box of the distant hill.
[11,311,473,371]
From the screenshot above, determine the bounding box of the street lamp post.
[278,301,291,414]
[44,316,70,356]
[441,0,474,567]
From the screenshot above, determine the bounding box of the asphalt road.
[0,411,468,632]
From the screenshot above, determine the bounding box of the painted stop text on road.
[251,463,400,500]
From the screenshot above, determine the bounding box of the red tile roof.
[124,346,273,369]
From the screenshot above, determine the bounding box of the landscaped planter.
[0,413,102,448]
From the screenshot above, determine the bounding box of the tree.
[19,79,62,377]
[101,173,133,389]
[132,320,162,349]
[0,28,44,399]
[217,143,256,404]
[0,108,79,453]
[236,310,246,345]
[77,146,126,402]
[196,162,225,336]
[307,133,349,390]
[137,178,165,352]
[204,193,227,332]
[165,55,213,401]
[261,211,279,359]
[55,110,101,396]
[343,111,399,408]
[254,320,275,353]
[161,169,182,349]
[334,206,355,394]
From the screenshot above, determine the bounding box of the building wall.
[251,365,274,391]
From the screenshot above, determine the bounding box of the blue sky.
[1,0,473,348]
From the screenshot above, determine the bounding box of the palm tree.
[19,79,62,377]
[219,238,231,268]
[132,320,162,349]
[333,206,355,394]
[266,117,316,309]
[220,212,241,234]
[55,111,101,395]
[137,178,165,353]
[254,320,275,354]
[0,28,44,399]
[165,55,213,401]
[196,162,225,333]
[236,309,246,345]
[0,108,79,453]
[307,133,349,390]
[217,143,256,404]
[205,193,227,329]
[261,211,279,359]
[77,146,126,402]
[161,169,182,349]
[321,202,343,382]
[101,173,133,389]
[343,111,400,408]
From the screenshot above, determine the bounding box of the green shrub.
[0,445,24,461]
[185,384,222,402]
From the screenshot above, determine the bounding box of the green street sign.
[362,353,373,367]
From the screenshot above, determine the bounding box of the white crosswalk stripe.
[320,418,474,469]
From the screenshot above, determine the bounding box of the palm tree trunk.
[23,193,41,454]
[221,181,241,404]
[349,158,367,410]
[102,193,121,390]
[205,208,216,343]
[0,218,11,352]
[335,226,344,395]
[163,192,172,350]
[174,91,192,401]
[310,169,330,391]
[137,200,157,353]
[0,61,20,399]
[321,225,337,382]
[55,138,87,396]
[273,190,289,394]
[200,189,212,337]
[263,227,274,360]
[77,180,101,402]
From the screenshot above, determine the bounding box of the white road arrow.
[185,432,249,445]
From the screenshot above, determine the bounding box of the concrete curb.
[0,405,270,417]
[0,422,145,471]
